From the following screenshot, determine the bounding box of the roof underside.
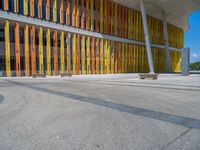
[112,0,200,31]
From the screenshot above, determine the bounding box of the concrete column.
[140,0,154,73]
[163,11,171,72]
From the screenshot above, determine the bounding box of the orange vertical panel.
[53,31,58,75]
[30,0,34,17]
[15,23,21,76]
[24,25,30,76]
[81,0,85,29]
[121,6,125,37]
[76,35,80,74]
[104,0,107,34]
[96,39,100,74]
[124,7,128,38]
[76,0,79,27]
[46,0,50,20]
[60,0,64,24]
[107,0,111,34]
[66,0,70,25]
[118,5,121,37]
[95,0,99,32]
[72,0,76,27]
[38,0,42,19]
[30,26,36,76]
[91,37,95,74]
[4,0,8,11]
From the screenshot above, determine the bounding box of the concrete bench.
[139,73,158,80]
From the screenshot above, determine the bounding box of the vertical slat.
[95,0,99,32]
[107,0,111,34]
[125,43,128,73]
[72,34,76,74]
[14,0,19,13]
[4,0,8,11]
[96,39,100,74]
[81,0,85,29]
[60,31,65,74]
[100,39,104,74]
[86,36,91,74]
[104,39,107,73]
[66,34,71,74]
[46,0,50,20]
[60,0,64,24]
[81,35,85,74]
[53,30,58,75]
[76,0,79,28]
[121,43,125,73]
[100,0,103,33]
[107,40,111,74]
[30,0,35,17]
[24,24,30,76]
[90,0,94,31]
[53,0,57,22]
[15,23,21,76]
[91,37,95,74]
[38,0,42,19]
[39,27,43,74]
[111,41,114,74]
[30,26,36,76]
[114,42,118,73]
[114,3,118,36]
[104,0,107,34]
[66,0,70,25]
[4,21,10,77]
[76,34,80,74]
[46,28,51,76]
[86,0,90,30]
[23,0,28,16]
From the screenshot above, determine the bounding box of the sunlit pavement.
[0,74,200,150]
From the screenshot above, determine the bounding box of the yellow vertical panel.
[86,37,91,74]
[111,41,114,74]
[100,0,103,33]
[96,39,100,74]
[53,0,57,22]
[72,34,76,75]
[90,0,94,31]
[122,43,125,73]
[14,0,19,13]
[81,36,86,74]
[30,26,36,76]
[23,0,28,16]
[104,40,107,74]
[39,27,44,74]
[124,43,128,73]
[76,35,80,74]
[24,24,30,76]
[100,39,104,74]
[60,31,65,74]
[4,20,10,77]
[107,40,111,74]
[46,28,51,76]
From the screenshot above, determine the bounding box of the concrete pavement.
[0,74,200,150]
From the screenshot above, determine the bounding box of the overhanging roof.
[112,0,200,31]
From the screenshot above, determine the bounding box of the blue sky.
[184,10,200,63]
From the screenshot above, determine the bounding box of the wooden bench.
[61,72,72,77]
[139,73,158,80]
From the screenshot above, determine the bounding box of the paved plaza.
[0,74,200,150]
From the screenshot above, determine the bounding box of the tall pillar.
[4,20,10,77]
[140,0,154,73]
[39,27,44,74]
[67,33,72,75]
[15,23,21,76]
[24,24,30,76]
[163,11,171,72]
[46,28,51,76]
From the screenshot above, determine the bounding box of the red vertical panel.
[30,26,36,76]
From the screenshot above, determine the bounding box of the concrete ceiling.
[112,0,200,31]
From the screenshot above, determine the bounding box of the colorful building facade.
[0,0,183,77]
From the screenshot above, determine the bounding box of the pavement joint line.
[160,128,191,150]
[5,79,200,130]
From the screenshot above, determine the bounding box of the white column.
[140,0,154,73]
[163,11,171,72]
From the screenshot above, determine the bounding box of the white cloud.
[192,53,200,58]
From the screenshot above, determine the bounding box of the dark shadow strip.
[6,80,200,129]
[0,95,4,103]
